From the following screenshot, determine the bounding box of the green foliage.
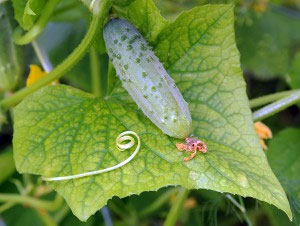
[0,107,6,131]
[60,213,95,226]
[0,0,299,225]
[289,51,300,89]
[51,1,89,22]
[12,0,46,30]
[267,128,300,225]
[236,8,300,80]
[127,0,168,43]
[2,205,43,226]
[0,147,15,185]
[78,0,93,9]
[264,205,294,226]
[13,4,291,222]
[111,0,136,7]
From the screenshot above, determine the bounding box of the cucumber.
[103,19,192,139]
[0,2,23,92]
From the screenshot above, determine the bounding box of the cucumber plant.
[0,0,300,225]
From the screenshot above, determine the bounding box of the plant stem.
[140,187,180,217]
[238,196,253,226]
[226,195,252,226]
[225,194,245,212]
[0,0,110,110]
[0,193,63,211]
[249,90,299,108]
[0,201,15,213]
[106,61,116,95]
[252,90,300,122]
[90,47,102,97]
[53,203,70,223]
[13,0,61,45]
[107,200,127,219]
[36,209,58,226]
[100,206,113,226]
[163,187,189,226]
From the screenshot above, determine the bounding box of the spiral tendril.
[42,131,140,181]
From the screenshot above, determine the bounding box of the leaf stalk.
[90,47,103,97]
[250,90,299,108]
[163,187,189,226]
[0,193,63,211]
[252,90,300,122]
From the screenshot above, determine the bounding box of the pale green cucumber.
[0,2,23,92]
[103,19,192,139]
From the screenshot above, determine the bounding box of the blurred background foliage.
[0,0,300,225]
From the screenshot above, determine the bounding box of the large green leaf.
[267,128,300,225]
[13,4,291,221]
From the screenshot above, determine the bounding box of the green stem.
[107,61,116,95]
[0,0,110,110]
[238,196,252,226]
[100,206,113,226]
[90,47,102,97]
[107,200,127,219]
[13,0,61,45]
[53,203,70,223]
[252,90,300,122]
[36,209,58,226]
[226,195,252,226]
[249,90,299,108]
[0,193,63,211]
[225,194,245,212]
[163,187,189,226]
[140,188,180,217]
[0,201,15,213]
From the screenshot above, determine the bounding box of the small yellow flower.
[26,64,47,87]
[252,0,268,13]
[26,64,58,87]
[254,121,272,150]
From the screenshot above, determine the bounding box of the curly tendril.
[42,131,141,181]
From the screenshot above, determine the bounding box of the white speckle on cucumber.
[103,19,192,139]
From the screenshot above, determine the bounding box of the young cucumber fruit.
[0,2,23,92]
[103,19,192,139]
